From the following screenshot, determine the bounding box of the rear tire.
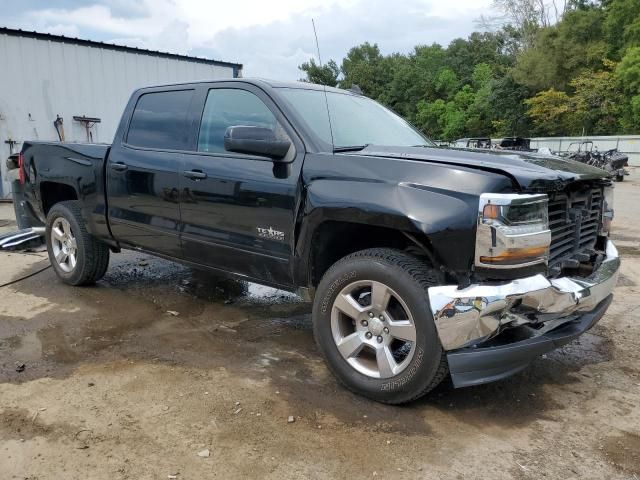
[46,201,110,286]
[312,248,448,404]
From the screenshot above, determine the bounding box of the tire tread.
[315,247,449,404]
[47,200,110,285]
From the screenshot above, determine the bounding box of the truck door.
[106,88,196,258]
[179,84,304,288]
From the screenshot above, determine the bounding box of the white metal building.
[0,27,242,197]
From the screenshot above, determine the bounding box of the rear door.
[179,83,304,288]
[107,88,196,257]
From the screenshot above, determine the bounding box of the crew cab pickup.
[18,79,620,404]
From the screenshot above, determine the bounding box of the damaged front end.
[427,181,620,388]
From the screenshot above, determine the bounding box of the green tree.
[298,58,340,87]
[295,0,639,141]
[524,88,573,135]
[570,61,622,134]
[616,46,640,129]
[445,31,513,84]
[338,43,390,99]
[616,46,640,92]
[415,99,447,137]
[434,68,459,99]
[465,64,494,136]
[603,0,640,57]
[488,74,532,136]
[513,7,607,90]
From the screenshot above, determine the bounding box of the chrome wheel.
[51,217,77,273]
[330,280,417,379]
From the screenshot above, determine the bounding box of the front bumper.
[428,240,620,386]
[428,240,619,351]
[446,295,612,387]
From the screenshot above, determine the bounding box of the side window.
[127,90,194,150]
[198,89,281,154]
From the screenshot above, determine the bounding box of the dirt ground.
[1,171,639,480]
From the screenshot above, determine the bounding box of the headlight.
[601,186,614,236]
[475,193,551,268]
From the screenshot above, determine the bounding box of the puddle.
[0,248,623,434]
[103,251,302,306]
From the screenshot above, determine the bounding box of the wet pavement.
[1,173,640,479]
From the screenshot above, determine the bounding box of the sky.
[0,0,495,80]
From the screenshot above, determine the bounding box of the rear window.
[127,90,194,150]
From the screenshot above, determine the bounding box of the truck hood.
[353,145,609,191]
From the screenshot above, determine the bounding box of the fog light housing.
[475,193,551,268]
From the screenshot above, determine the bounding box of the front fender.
[296,179,478,272]
[294,153,516,287]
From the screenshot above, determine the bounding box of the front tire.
[46,201,110,286]
[312,248,448,404]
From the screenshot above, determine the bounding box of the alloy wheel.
[330,280,417,379]
[51,217,78,273]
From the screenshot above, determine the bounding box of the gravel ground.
[0,170,639,479]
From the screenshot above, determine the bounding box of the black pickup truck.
[17,79,620,404]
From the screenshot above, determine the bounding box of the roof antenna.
[311,19,335,151]
[312,19,323,68]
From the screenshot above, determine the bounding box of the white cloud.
[12,0,495,79]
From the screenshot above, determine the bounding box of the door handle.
[111,162,128,172]
[183,170,207,180]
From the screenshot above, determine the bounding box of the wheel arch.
[294,179,479,289]
[297,216,443,289]
[40,181,79,215]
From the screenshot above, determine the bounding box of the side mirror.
[224,126,292,161]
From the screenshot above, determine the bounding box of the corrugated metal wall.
[0,31,239,197]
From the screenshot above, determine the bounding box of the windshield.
[277,87,434,149]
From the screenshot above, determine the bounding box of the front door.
[179,84,303,288]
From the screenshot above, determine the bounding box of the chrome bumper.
[428,240,620,351]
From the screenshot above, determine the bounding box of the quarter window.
[198,89,281,153]
[127,90,194,150]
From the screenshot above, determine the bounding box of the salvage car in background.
[562,141,629,182]
[452,137,492,149]
[15,79,620,404]
[495,137,535,151]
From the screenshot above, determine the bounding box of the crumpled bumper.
[428,240,620,352]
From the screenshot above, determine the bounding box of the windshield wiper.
[333,144,369,153]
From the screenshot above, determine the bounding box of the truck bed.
[21,141,112,241]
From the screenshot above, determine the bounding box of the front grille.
[548,187,603,266]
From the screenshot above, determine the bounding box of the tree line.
[299,0,640,141]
